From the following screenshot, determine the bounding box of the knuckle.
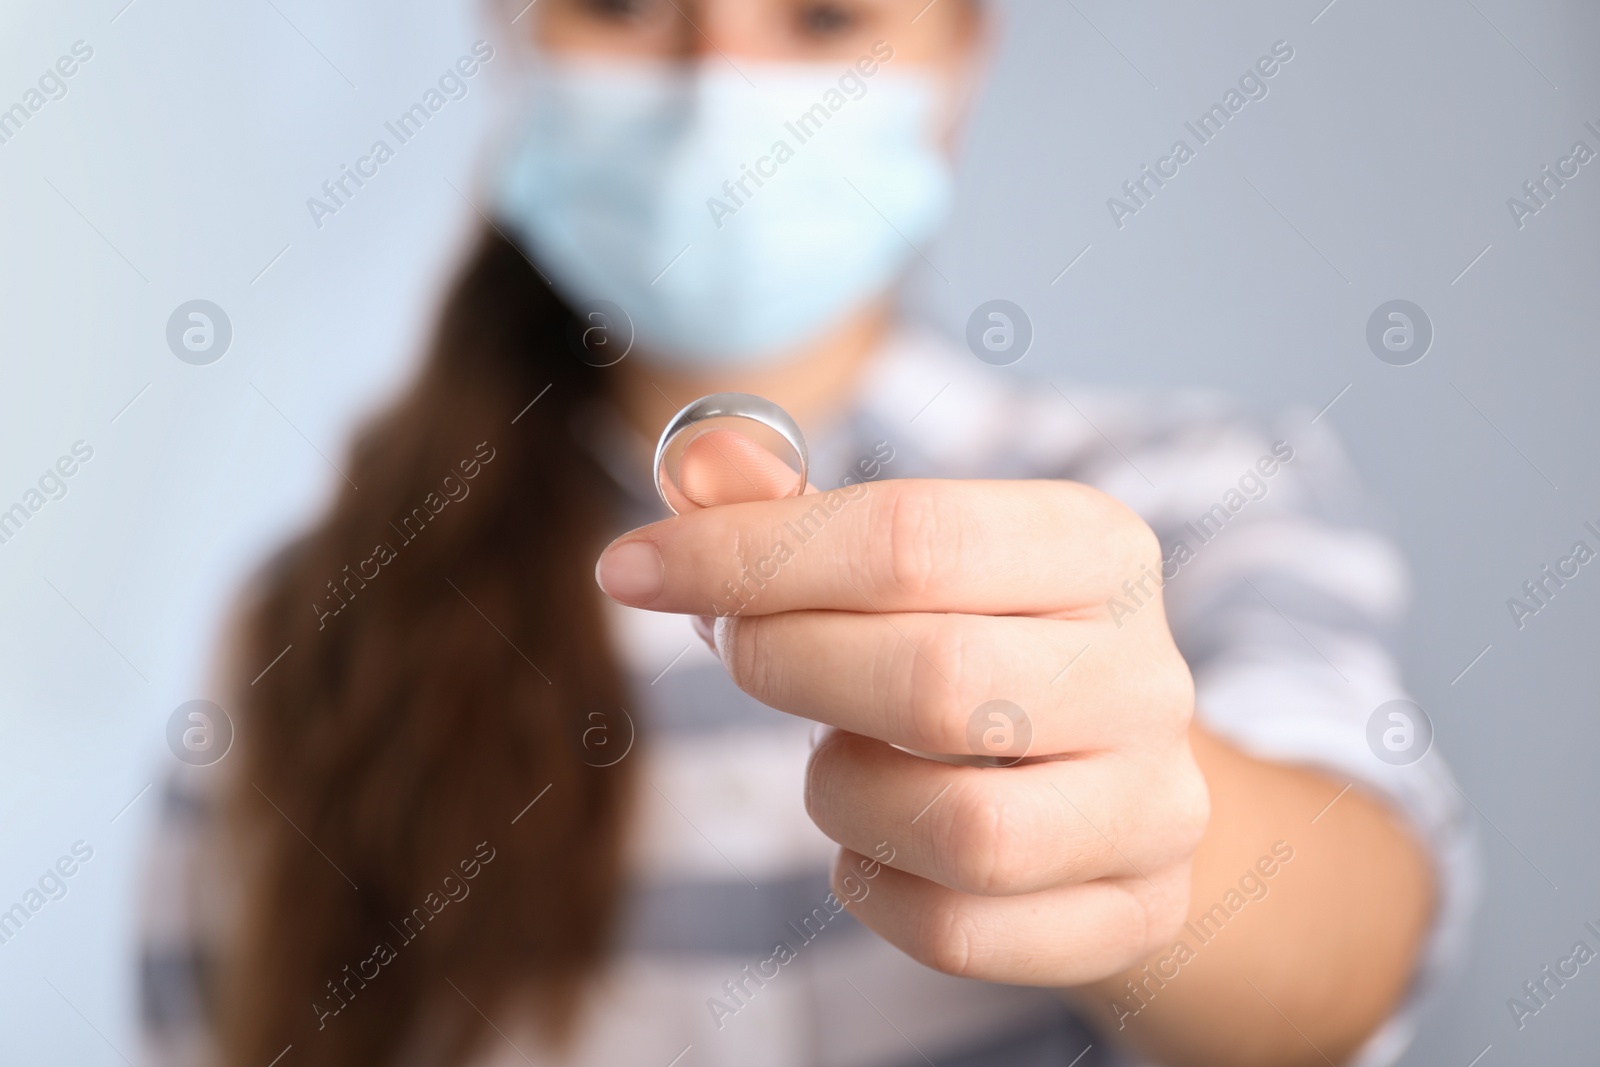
[1170,661,1197,725]
[1170,762,1212,855]
[1154,652,1196,730]
[1140,893,1189,954]
[945,782,1030,896]
[880,483,959,600]
[1123,643,1194,738]
[1115,508,1163,577]
[1071,482,1159,575]
[919,899,980,978]
[1138,753,1210,869]
[905,615,972,751]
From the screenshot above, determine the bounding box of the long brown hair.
[217,230,634,1066]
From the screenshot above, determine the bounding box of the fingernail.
[691,614,714,648]
[595,539,664,604]
[712,613,735,670]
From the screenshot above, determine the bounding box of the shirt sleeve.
[1121,404,1480,1067]
[138,769,226,1067]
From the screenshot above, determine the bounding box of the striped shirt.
[140,325,1476,1067]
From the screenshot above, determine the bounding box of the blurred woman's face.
[532,0,976,69]
[498,0,980,369]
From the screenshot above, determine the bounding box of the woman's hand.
[595,474,1208,987]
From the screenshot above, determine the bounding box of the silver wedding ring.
[653,392,809,514]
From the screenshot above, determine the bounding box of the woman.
[141,1,1470,1065]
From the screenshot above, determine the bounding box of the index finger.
[594,478,1157,617]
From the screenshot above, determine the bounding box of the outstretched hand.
[596,431,1207,986]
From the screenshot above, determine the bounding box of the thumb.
[668,428,810,652]
[667,428,807,511]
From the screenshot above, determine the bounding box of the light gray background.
[0,0,1595,1063]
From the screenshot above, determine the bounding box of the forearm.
[1069,721,1435,1067]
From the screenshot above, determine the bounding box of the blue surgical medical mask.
[490,51,956,370]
